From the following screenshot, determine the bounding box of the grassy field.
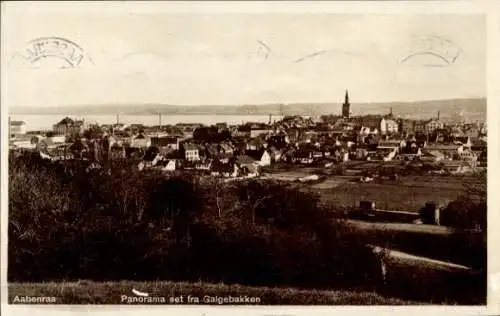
[267,162,484,212]
[345,220,455,236]
[8,246,485,306]
[8,280,415,305]
[345,219,486,270]
[313,176,475,212]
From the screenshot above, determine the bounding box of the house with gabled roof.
[380,118,399,135]
[246,137,267,151]
[245,149,272,167]
[424,144,464,159]
[235,155,259,175]
[130,134,151,148]
[453,136,471,147]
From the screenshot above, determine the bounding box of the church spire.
[342,90,350,118]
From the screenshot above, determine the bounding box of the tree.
[193,126,218,142]
[149,176,202,247]
[439,170,486,230]
[235,180,328,231]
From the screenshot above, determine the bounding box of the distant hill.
[10,98,486,122]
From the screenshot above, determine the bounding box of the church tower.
[342,90,350,118]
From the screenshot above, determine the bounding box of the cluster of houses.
[8,105,487,177]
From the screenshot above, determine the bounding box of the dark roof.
[110,144,124,150]
[245,149,265,160]
[183,143,199,151]
[69,141,87,151]
[453,136,470,144]
[470,137,486,147]
[236,155,256,165]
[205,144,219,156]
[247,137,266,147]
[143,147,160,161]
[415,134,428,141]
[340,135,357,142]
[425,145,460,152]
[347,116,383,129]
[295,148,314,158]
[401,146,421,154]
[218,152,234,159]
[378,141,402,147]
[57,117,75,125]
[212,160,234,173]
[151,136,178,147]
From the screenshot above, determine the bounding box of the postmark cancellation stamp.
[9,37,94,69]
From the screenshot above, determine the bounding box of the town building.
[399,119,416,136]
[52,117,85,136]
[9,120,27,137]
[380,118,399,135]
[130,134,151,148]
[184,143,200,161]
[150,136,180,151]
[245,149,272,167]
[396,147,422,161]
[250,128,273,138]
[425,119,444,134]
[414,121,427,134]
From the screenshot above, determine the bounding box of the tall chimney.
[437,111,440,121]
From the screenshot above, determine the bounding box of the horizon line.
[9,96,487,109]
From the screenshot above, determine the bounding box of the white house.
[257,150,272,167]
[380,118,399,135]
[377,142,400,161]
[162,160,177,172]
[184,144,200,161]
[269,147,282,162]
[130,135,151,148]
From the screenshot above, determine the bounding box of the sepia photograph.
[1,1,493,310]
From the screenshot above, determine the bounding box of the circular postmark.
[10,37,93,69]
[401,35,461,67]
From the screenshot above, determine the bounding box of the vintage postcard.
[1,1,499,316]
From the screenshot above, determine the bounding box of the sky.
[3,12,486,108]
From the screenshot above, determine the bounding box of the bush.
[440,172,486,231]
[440,198,486,230]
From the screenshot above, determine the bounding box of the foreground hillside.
[8,154,486,305]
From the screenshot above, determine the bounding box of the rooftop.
[10,121,26,126]
[184,143,199,151]
[236,155,256,165]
